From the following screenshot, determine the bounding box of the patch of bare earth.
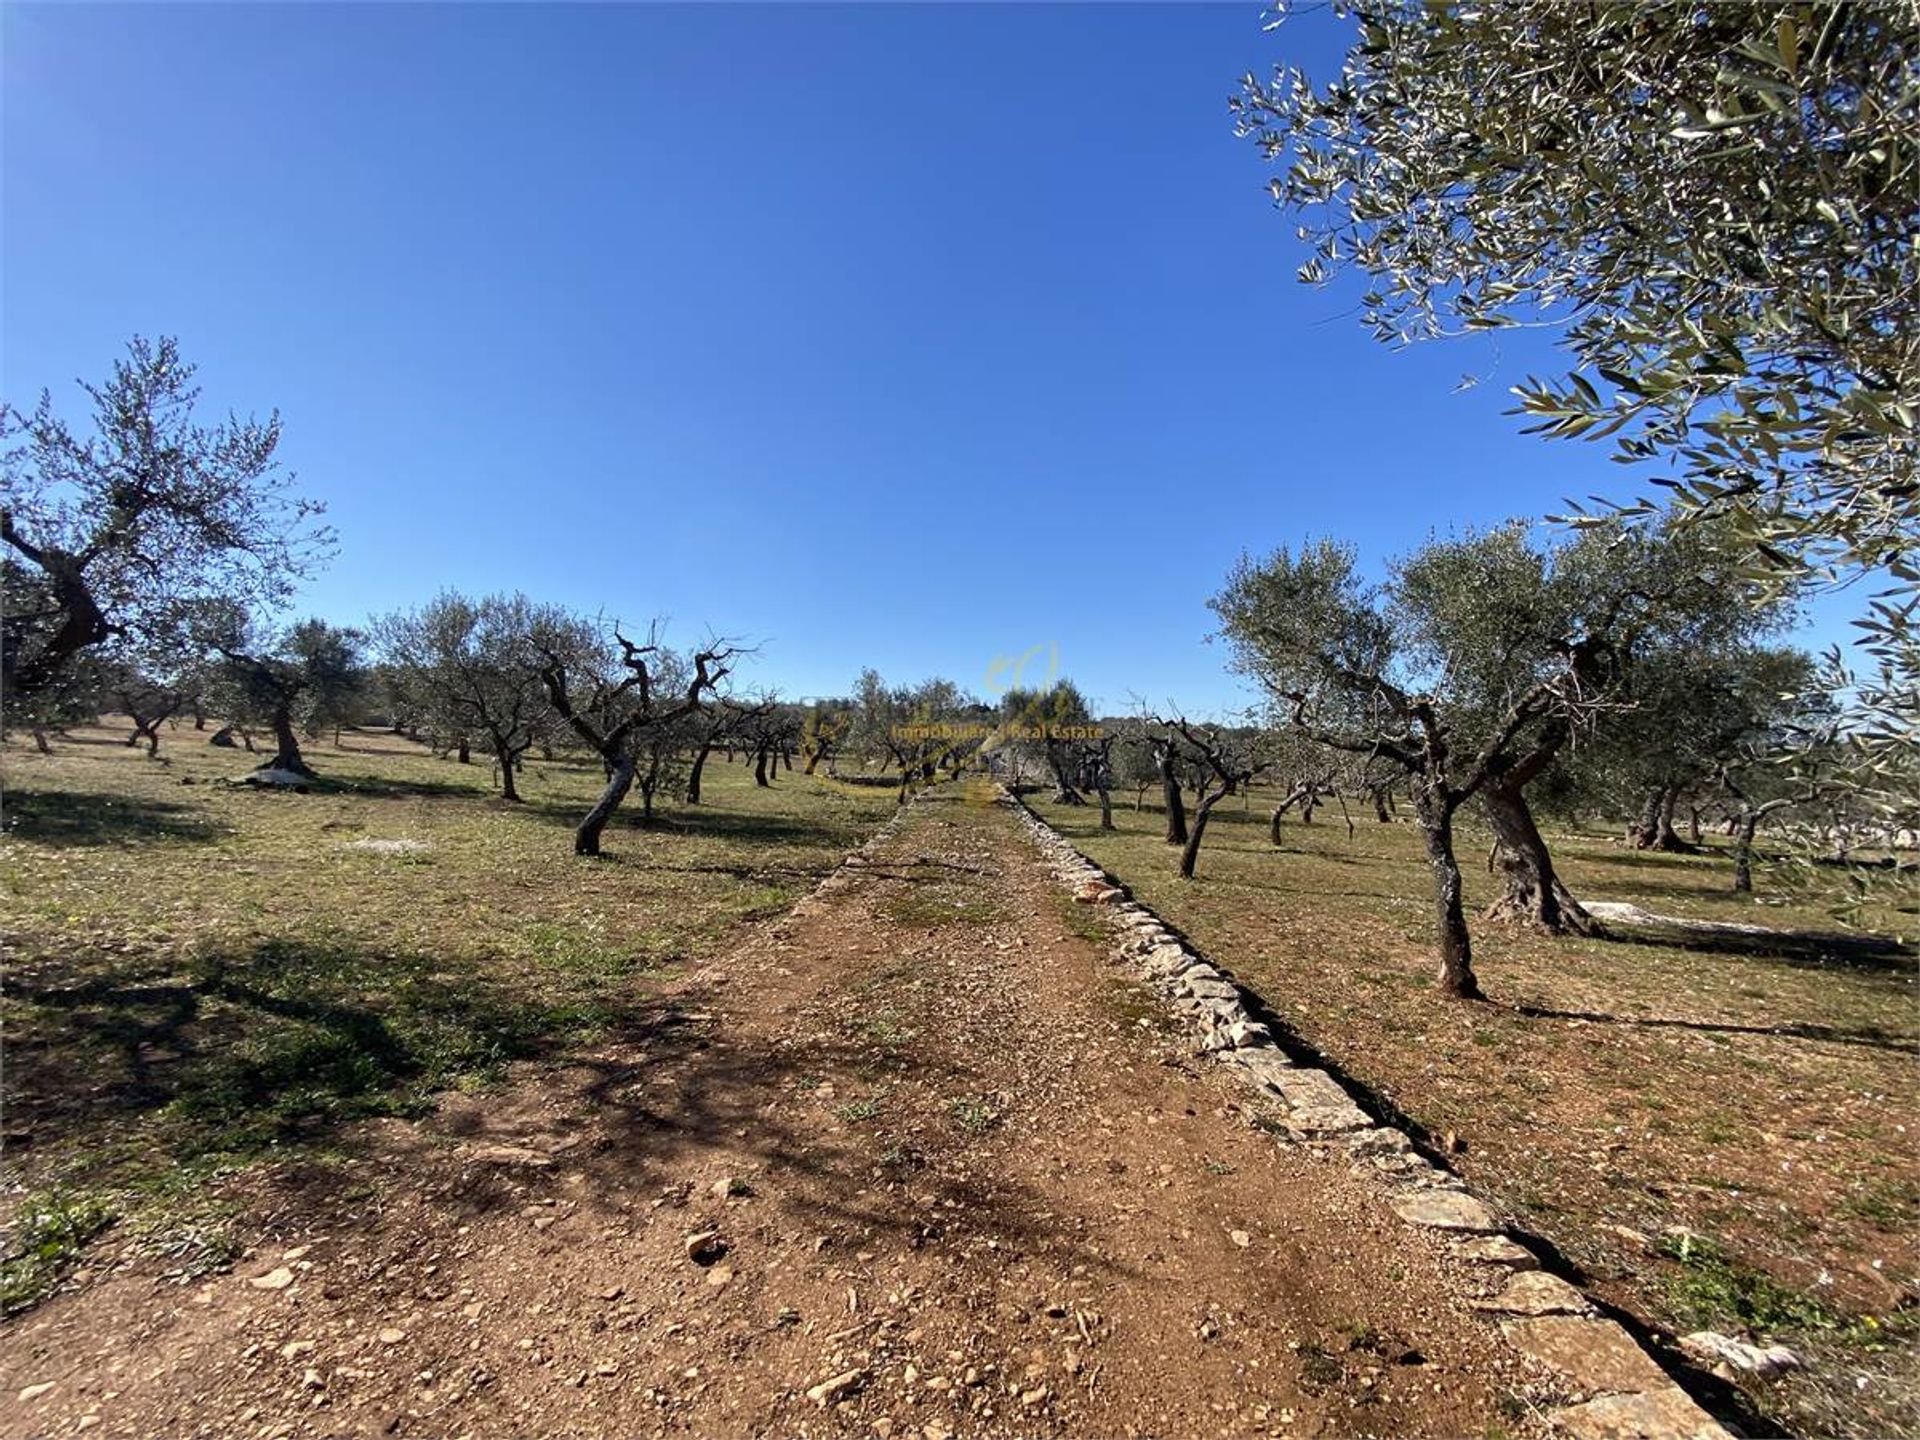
[2,791,1557,1439]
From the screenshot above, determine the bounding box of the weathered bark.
[1733,815,1759,893]
[1267,783,1314,846]
[1097,776,1114,830]
[576,756,636,856]
[491,732,525,803]
[456,737,471,764]
[1417,801,1483,1000]
[1630,784,1699,852]
[685,740,714,804]
[1180,789,1229,879]
[753,745,770,787]
[1154,742,1188,845]
[265,705,315,777]
[636,750,666,824]
[1480,781,1595,934]
[1045,740,1084,805]
[1370,785,1392,823]
[0,527,113,705]
[31,726,52,754]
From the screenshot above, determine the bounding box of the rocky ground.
[4,789,1640,1438]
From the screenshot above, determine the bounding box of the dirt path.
[3,790,1551,1439]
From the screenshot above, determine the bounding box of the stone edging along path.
[1001,789,1731,1440]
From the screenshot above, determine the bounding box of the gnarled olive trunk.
[1733,813,1760,893]
[1045,741,1084,805]
[637,755,663,824]
[576,755,636,856]
[685,740,714,804]
[1480,782,1594,934]
[267,705,315,777]
[1179,787,1229,879]
[1415,793,1482,1000]
[1630,784,1698,852]
[1155,745,1188,845]
[491,732,524,803]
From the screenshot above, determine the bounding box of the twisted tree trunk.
[1417,795,1482,1000]
[685,739,715,804]
[576,756,636,856]
[1480,781,1595,934]
[1155,743,1188,845]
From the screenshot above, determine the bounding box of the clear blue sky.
[2,2,1854,717]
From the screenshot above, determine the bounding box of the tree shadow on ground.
[1505,1002,1917,1055]
[309,773,496,801]
[2,934,661,1162]
[515,799,872,853]
[1,789,231,847]
[398,1011,1123,1283]
[1592,919,1916,975]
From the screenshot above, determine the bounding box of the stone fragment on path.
[250,1267,296,1290]
[1501,1315,1671,1393]
[806,1368,865,1407]
[1679,1330,1801,1378]
[18,1383,55,1403]
[1389,1190,1501,1233]
[1549,1388,1728,1440]
[1451,1235,1539,1269]
[1270,1069,1372,1134]
[1471,1270,1590,1316]
[684,1231,728,1265]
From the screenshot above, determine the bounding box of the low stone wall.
[1003,791,1730,1440]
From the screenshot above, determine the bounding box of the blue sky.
[3,3,1855,717]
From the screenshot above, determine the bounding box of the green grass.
[1655,1232,1836,1336]
[0,720,894,1309]
[875,890,1003,928]
[947,1095,1002,1134]
[0,1190,117,1316]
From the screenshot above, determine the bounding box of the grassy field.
[1028,786,1918,1437]
[0,720,894,1314]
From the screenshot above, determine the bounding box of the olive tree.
[1235,2,1915,602]
[1001,680,1097,805]
[1389,517,1786,929]
[1155,716,1270,879]
[1234,1,1918,879]
[1211,538,1636,998]
[374,591,556,802]
[534,620,737,856]
[2,337,331,718]
[218,618,366,778]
